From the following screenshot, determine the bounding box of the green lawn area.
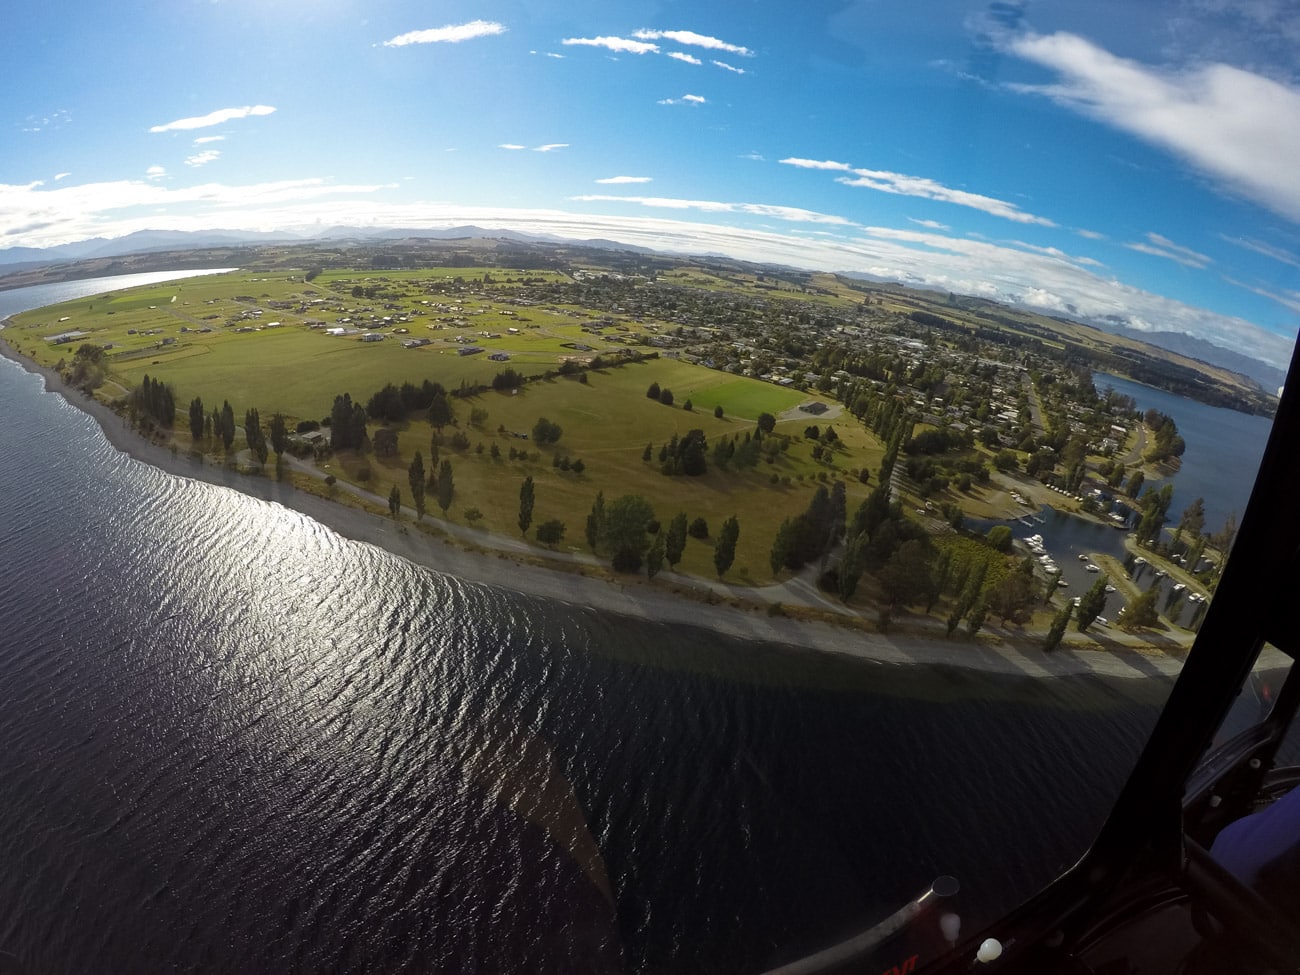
[11,268,886,584]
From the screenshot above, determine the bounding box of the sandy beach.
[0,333,1191,683]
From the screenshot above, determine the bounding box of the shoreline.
[0,331,1189,682]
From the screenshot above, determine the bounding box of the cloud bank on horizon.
[3,3,1300,371]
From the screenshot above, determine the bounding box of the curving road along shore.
[0,332,1189,683]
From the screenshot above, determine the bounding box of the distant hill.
[3,225,1283,388]
[0,229,302,267]
[1108,326,1286,393]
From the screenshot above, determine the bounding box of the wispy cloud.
[54,172,70,181]
[782,158,853,172]
[382,20,505,47]
[632,29,753,57]
[1124,232,1212,268]
[570,194,855,226]
[2,184,1288,367]
[667,51,702,65]
[184,150,221,168]
[1076,228,1106,240]
[150,106,274,133]
[146,166,166,180]
[21,109,71,133]
[780,156,1056,226]
[658,94,707,106]
[1006,31,1300,222]
[562,36,659,55]
[500,142,568,152]
[1221,234,1300,269]
[739,152,765,162]
[499,143,526,150]
[193,135,225,145]
[1224,278,1300,314]
[596,176,653,184]
[712,60,746,74]
[909,218,950,230]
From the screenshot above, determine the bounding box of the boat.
[1095,616,1109,626]
[1173,583,1186,592]
[1105,585,1116,593]
[1155,569,1167,578]
[1086,564,1100,572]
[1078,554,1089,562]
[1057,579,1069,587]
[1134,557,1147,565]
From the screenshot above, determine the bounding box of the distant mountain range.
[1,225,1281,389]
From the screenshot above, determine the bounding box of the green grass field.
[11,268,886,584]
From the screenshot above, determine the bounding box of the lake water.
[1092,372,1275,536]
[0,273,1171,973]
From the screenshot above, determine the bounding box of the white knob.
[977,938,1003,963]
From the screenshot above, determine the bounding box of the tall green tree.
[244,408,267,465]
[408,451,426,520]
[268,413,288,458]
[436,459,454,515]
[518,475,535,536]
[427,388,454,432]
[188,397,205,442]
[770,517,799,578]
[1043,601,1073,652]
[602,495,656,572]
[585,491,606,552]
[714,515,740,579]
[388,484,401,518]
[664,512,688,568]
[1119,586,1161,631]
[220,400,235,451]
[837,532,869,602]
[1076,574,1110,632]
[646,532,666,579]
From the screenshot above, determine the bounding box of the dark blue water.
[0,275,1170,973]
[1093,372,1274,534]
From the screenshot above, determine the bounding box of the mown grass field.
[11,268,887,584]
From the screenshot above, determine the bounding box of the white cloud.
[1006,31,1300,222]
[908,218,950,230]
[1225,277,1300,314]
[596,176,653,184]
[185,150,221,168]
[533,143,568,152]
[1221,234,1300,269]
[1076,228,1106,240]
[739,152,765,162]
[150,106,274,133]
[3,181,1291,369]
[712,60,746,74]
[781,156,1056,226]
[382,20,505,47]
[562,36,659,55]
[499,143,526,150]
[54,172,70,181]
[193,135,225,145]
[570,194,856,226]
[546,52,564,59]
[146,166,166,180]
[632,29,753,57]
[781,157,854,172]
[1125,232,1212,268]
[667,52,702,65]
[659,94,706,105]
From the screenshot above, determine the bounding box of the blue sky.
[4,1,1300,369]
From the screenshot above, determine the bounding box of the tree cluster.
[330,393,370,451]
[131,374,176,428]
